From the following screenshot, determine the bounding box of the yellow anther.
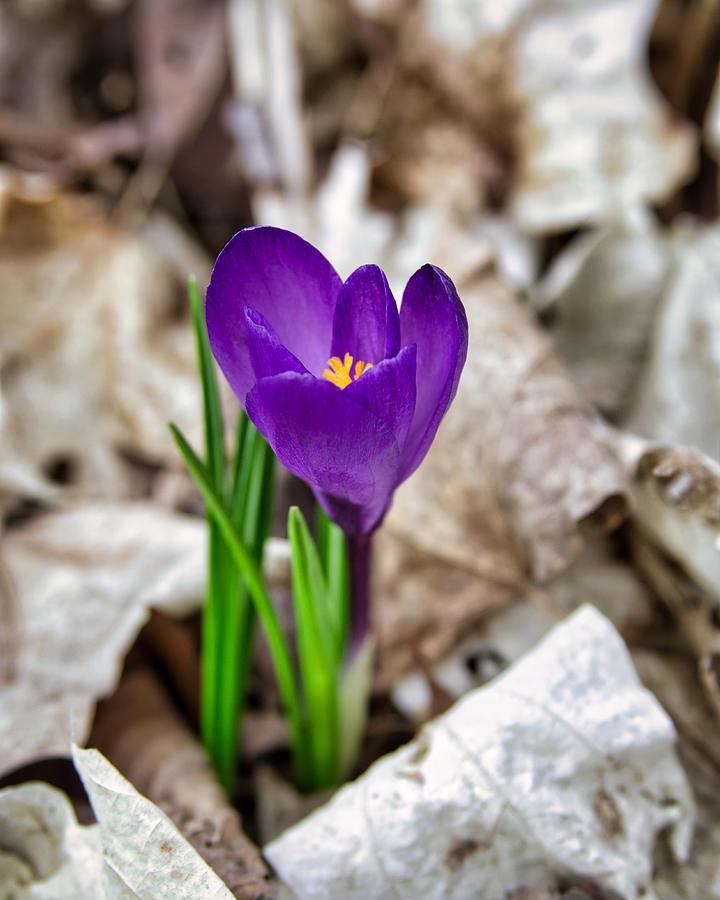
[322,352,372,389]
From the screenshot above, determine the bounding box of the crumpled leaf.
[615,435,720,719]
[0,781,104,899]
[376,272,627,686]
[0,503,205,777]
[534,215,670,417]
[419,0,696,231]
[617,437,720,600]
[72,744,235,899]
[624,223,720,458]
[0,177,204,515]
[0,748,236,899]
[0,503,292,779]
[265,605,695,900]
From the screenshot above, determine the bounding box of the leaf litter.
[265,607,694,900]
[0,0,719,897]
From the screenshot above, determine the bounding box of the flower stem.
[346,532,373,657]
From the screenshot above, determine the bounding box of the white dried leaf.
[265,605,694,900]
[0,503,205,776]
[72,745,234,899]
[621,440,720,599]
[0,781,104,898]
[0,749,237,899]
[422,0,696,231]
[625,224,720,458]
[0,183,205,514]
[538,219,670,415]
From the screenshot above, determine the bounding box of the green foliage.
[185,277,276,796]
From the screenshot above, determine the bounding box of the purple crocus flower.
[207,226,467,652]
[206,226,467,538]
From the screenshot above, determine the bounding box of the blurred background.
[0,0,718,519]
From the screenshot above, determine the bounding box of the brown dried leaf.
[92,668,272,900]
[618,439,720,720]
[376,274,627,686]
[390,537,656,723]
[632,531,720,721]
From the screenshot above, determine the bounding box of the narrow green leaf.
[170,423,307,782]
[235,424,274,552]
[288,506,339,786]
[229,410,250,512]
[316,507,350,664]
[188,275,233,789]
[224,412,276,783]
[291,508,336,663]
[188,275,225,492]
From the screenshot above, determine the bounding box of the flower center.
[322,352,372,389]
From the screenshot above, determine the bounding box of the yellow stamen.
[322,352,372,389]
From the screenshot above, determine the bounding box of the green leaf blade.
[170,422,307,783]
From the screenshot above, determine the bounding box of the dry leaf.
[227,0,312,203]
[0,747,242,899]
[265,605,695,900]
[0,503,292,779]
[632,531,720,722]
[617,438,720,719]
[92,667,272,900]
[537,217,670,416]
[623,442,720,599]
[0,181,203,514]
[0,781,105,898]
[624,224,720,458]
[0,503,205,777]
[418,0,696,230]
[633,650,720,899]
[72,744,235,899]
[135,0,227,161]
[376,273,627,686]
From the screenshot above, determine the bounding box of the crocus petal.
[398,265,468,480]
[344,343,416,453]
[330,265,400,365]
[246,373,401,534]
[206,226,342,402]
[244,307,308,380]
